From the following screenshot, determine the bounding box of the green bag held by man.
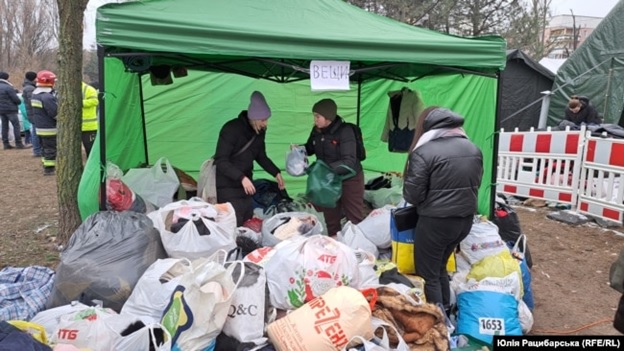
[305,160,355,208]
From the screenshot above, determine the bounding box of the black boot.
[43,167,55,176]
[3,144,14,150]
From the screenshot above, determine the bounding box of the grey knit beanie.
[247,91,271,120]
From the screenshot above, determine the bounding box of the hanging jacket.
[381,88,425,142]
[31,88,58,136]
[215,111,280,197]
[304,116,362,175]
[81,82,99,132]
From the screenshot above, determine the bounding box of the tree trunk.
[56,0,89,244]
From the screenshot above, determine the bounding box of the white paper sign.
[309,60,351,91]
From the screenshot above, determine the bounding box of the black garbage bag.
[46,211,167,312]
[492,202,533,268]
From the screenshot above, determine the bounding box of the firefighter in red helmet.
[31,70,58,176]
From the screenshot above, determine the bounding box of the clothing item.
[404,108,483,218]
[0,72,8,80]
[381,88,425,143]
[0,79,20,114]
[313,170,364,236]
[81,82,99,132]
[22,79,36,119]
[31,127,41,156]
[563,102,601,125]
[312,98,337,121]
[82,130,97,158]
[215,111,280,214]
[31,88,58,136]
[0,113,23,147]
[414,215,473,306]
[304,116,362,175]
[247,91,271,120]
[40,135,57,170]
[217,192,253,226]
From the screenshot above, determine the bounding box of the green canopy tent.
[547,0,624,126]
[79,0,506,219]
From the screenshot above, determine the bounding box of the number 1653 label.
[478,318,505,335]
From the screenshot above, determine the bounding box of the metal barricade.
[496,126,586,207]
[577,133,624,223]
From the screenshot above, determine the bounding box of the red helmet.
[36,70,57,87]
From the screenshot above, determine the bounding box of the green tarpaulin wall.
[79,0,506,219]
[547,0,624,125]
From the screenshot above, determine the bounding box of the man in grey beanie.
[0,72,26,149]
[214,91,285,226]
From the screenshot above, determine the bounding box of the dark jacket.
[564,99,601,125]
[21,80,36,119]
[304,116,362,175]
[0,80,20,114]
[403,109,483,218]
[215,111,280,198]
[31,88,58,135]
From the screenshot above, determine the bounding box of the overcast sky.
[83,0,621,47]
[549,0,619,17]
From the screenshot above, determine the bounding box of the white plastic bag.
[261,211,323,247]
[357,205,394,249]
[459,218,506,264]
[265,235,360,310]
[30,302,91,339]
[285,145,308,176]
[354,250,379,288]
[338,221,379,258]
[120,258,193,324]
[123,157,180,207]
[115,323,172,351]
[221,262,271,347]
[197,158,217,204]
[50,307,129,351]
[148,198,237,259]
[161,260,244,351]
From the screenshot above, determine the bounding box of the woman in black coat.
[403,106,483,308]
[215,91,284,226]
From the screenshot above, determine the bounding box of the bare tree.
[55,0,88,243]
[504,0,552,58]
[0,0,58,82]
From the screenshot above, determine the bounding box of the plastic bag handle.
[512,234,526,257]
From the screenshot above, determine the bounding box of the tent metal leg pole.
[138,76,149,164]
[491,70,503,218]
[97,45,107,211]
[356,75,362,125]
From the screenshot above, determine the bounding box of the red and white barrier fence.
[497,126,585,207]
[496,126,624,224]
[577,136,624,223]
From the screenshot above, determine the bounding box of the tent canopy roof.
[96,0,506,82]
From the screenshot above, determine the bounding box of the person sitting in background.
[559,95,601,129]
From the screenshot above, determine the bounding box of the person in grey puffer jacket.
[0,71,25,149]
[403,106,483,309]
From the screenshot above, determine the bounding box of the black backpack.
[342,122,366,161]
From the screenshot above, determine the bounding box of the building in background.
[543,15,603,59]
